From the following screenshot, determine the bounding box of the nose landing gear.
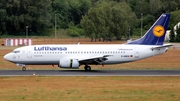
[16,64,26,71]
[22,67,26,71]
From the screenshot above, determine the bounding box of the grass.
[0,76,180,101]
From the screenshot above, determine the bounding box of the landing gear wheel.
[22,67,26,71]
[84,66,91,71]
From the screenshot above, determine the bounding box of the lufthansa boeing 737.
[4,13,172,71]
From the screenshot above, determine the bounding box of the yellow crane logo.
[153,25,165,37]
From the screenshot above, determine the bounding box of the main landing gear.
[22,67,26,71]
[84,65,91,71]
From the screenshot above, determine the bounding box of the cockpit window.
[12,50,20,53]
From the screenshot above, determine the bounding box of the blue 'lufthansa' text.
[34,46,67,51]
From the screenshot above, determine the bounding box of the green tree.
[112,2,137,40]
[52,0,91,29]
[134,0,150,18]
[81,1,137,41]
[4,0,52,35]
[170,10,180,29]
[68,0,91,25]
[169,26,175,42]
[81,14,96,41]
[149,0,162,16]
[175,25,180,42]
[161,0,177,13]
[0,0,8,35]
[0,9,7,35]
[81,1,114,41]
[67,22,83,37]
[52,0,70,28]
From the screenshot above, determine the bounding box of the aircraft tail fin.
[128,13,170,45]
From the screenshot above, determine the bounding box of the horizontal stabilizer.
[151,44,173,50]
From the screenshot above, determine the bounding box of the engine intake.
[59,58,79,68]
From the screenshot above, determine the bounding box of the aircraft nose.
[4,54,11,61]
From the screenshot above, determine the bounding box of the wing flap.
[78,55,113,64]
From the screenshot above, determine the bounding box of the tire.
[22,67,26,71]
[86,66,91,71]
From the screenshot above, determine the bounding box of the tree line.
[0,0,91,36]
[1,0,180,41]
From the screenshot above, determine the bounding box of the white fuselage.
[4,44,167,66]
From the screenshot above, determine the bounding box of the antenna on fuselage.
[78,42,80,45]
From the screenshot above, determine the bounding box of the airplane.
[4,13,172,71]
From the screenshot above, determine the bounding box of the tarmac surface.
[0,70,180,76]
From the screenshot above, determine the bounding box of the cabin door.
[27,47,32,58]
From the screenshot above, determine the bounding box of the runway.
[0,70,180,76]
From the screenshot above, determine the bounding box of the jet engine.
[59,58,79,68]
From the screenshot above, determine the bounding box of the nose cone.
[4,54,11,61]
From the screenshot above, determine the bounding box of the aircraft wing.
[151,44,173,50]
[78,55,113,64]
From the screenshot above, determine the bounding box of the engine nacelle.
[59,58,79,68]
